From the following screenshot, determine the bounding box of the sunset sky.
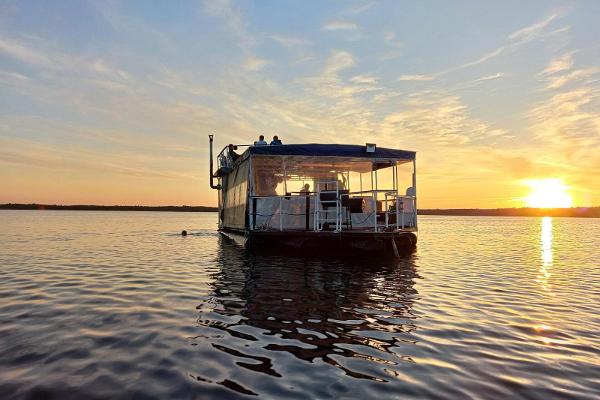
[1,1,599,208]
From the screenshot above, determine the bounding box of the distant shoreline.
[419,208,599,218]
[1,203,598,217]
[0,204,218,212]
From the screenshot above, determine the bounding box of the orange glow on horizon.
[524,179,573,208]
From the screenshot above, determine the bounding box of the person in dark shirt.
[228,144,240,162]
[270,135,282,145]
[299,183,310,195]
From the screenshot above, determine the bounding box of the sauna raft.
[208,136,418,257]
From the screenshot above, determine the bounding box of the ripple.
[0,211,599,399]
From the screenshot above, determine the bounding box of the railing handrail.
[251,194,315,199]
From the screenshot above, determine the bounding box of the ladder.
[384,191,404,229]
[314,181,341,232]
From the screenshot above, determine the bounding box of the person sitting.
[228,144,239,162]
[254,135,268,146]
[270,135,282,145]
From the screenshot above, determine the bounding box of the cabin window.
[252,157,286,196]
[222,159,249,229]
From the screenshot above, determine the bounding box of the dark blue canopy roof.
[248,143,415,160]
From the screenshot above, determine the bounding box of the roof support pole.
[413,157,418,229]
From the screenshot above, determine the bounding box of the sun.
[524,179,573,208]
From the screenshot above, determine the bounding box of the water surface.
[1,211,599,399]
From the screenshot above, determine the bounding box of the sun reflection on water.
[538,217,554,294]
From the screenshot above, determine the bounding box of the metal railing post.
[279,196,283,231]
[397,196,401,229]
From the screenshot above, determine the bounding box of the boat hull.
[219,228,417,258]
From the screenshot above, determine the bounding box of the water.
[1,211,599,399]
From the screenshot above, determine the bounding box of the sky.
[1,0,599,208]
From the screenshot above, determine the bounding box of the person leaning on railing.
[228,144,240,162]
[270,135,282,145]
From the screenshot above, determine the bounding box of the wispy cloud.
[349,74,378,85]
[398,74,434,82]
[445,13,566,74]
[0,69,30,82]
[526,52,600,189]
[541,52,574,75]
[270,35,310,47]
[0,35,129,81]
[323,20,358,31]
[538,52,599,90]
[243,56,269,71]
[343,1,378,15]
[201,0,258,55]
[472,72,505,83]
[380,90,506,145]
[380,31,404,60]
[508,14,558,41]
[0,37,51,66]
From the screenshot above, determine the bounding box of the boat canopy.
[248,144,415,161]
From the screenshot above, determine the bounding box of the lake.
[1,211,599,399]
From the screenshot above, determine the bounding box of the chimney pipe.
[208,134,220,190]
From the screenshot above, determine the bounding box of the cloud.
[323,50,355,74]
[379,31,404,60]
[538,52,599,90]
[0,36,129,81]
[541,52,574,75]
[507,13,558,41]
[323,20,358,31]
[344,1,378,15]
[270,35,309,47]
[349,74,378,85]
[472,72,505,83]
[0,70,30,82]
[542,67,599,90]
[243,56,269,71]
[201,0,255,49]
[305,50,381,100]
[527,53,600,185]
[444,13,566,74]
[0,136,197,181]
[398,74,434,82]
[0,37,51,66]
[380,90,506,145]
[529,88,599,145]
[451,72,506,90]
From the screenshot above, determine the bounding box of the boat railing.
[347,189,416,231]
[383,193,416,230]
[248,190,416,232]
[216,144,252,171]
[249,193,315,232]
[315,180,342,232]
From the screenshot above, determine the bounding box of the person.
[270,135,282,145]
[299,183,310,195]
[228,144,239,162]
[254,135,267,146]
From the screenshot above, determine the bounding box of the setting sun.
[525,179,573,208]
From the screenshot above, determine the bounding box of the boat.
[208,135,418,258]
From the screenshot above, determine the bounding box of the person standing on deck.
[270,135,282,145]
[227,144,240,162]
[300,183,310,195]
[254,135,268,146]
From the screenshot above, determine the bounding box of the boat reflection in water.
[192,237,421,395]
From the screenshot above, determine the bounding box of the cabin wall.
[222,159,250,230]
